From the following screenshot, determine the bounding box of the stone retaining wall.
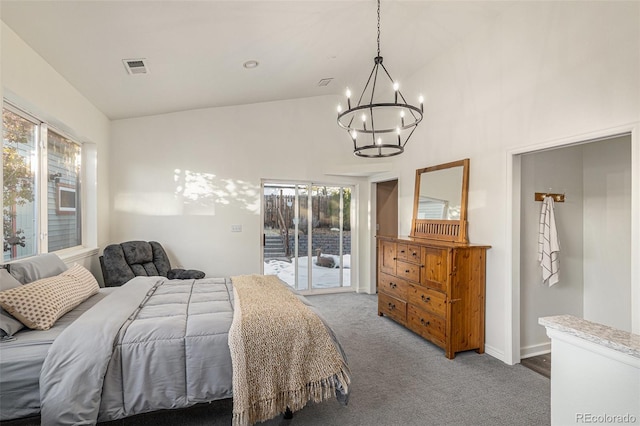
[287,232,351,256]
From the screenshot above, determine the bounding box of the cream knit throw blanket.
[229,274,350,426]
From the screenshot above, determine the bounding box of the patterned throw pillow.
[0,264,99,330]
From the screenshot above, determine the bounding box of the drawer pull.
[389,282,397,289]
[405,270,410,273]
[411,252,417,257]
[421,295,431,303]
[400,250,405,253]
[420,318,430,326]
[388,302,396,310]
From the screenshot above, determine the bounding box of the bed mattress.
[0,288,115,421]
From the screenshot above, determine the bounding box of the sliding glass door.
[262,182,352,292]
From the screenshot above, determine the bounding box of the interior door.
[376,180,398,236]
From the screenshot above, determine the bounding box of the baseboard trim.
[521,342,551,359]
[484,344,505,363]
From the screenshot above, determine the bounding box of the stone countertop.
[539,315,640,359]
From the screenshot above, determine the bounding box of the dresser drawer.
[407,305,445,345]
[408,285,446,317]
[396,260,421,283]
[378,272,409,299]
[378,292,407,323]
[396,243,421,263]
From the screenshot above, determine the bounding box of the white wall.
[583,136,632,330]
[109,96,373,288]
[519,145,585,357]
[388,1,639,362]
[1,22,111,280]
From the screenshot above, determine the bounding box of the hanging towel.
[537,196,560,286]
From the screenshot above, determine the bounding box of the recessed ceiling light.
[243,60,259,69]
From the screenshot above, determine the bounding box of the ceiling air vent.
[122,58,149,75]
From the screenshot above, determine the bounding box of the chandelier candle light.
[337,0,423,158]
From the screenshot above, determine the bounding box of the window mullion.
[38,123,49,253]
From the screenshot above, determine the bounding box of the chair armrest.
[167,268,205,280]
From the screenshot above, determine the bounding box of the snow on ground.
[264,254,351,290]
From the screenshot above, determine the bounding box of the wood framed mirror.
[410,158,470,243]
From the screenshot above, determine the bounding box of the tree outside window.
[2,108,36,259]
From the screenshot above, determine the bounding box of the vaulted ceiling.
[1,1,513,120]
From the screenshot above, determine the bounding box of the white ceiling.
[1,1,512,120]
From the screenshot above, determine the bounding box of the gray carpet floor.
[9,293,550,426]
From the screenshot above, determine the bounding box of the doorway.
[510,132,634,365]
[376,180,398,237]
[262,182,353,293]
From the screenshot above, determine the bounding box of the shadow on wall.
[113,168,260,216]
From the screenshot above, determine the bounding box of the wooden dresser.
[377,235,489,359]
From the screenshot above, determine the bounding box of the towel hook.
[534,191,565,203]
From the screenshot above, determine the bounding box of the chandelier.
[337,0,423,158]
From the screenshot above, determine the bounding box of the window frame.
[2,102,86,260]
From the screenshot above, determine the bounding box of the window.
[47,130,82,252]
[2,105,83,261]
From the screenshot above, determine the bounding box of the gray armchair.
[100,241,205,287]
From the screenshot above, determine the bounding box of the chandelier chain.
[376,0,381,57]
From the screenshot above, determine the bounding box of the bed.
[0,255,350,425]
[0,287,115,421]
